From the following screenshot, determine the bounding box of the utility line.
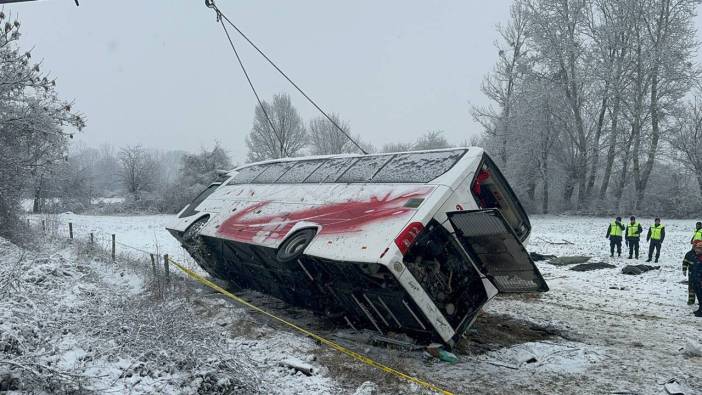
[205,0,367,155]
[214,10,285,154]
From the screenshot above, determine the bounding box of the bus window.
[253,162,295,183]
[178,183,220,218]
[230,164,267,184]
[470,155,530,240]
[305,157,357,183]
[372,150,466,183]
[277,160,325,183]
[337,155,393,183]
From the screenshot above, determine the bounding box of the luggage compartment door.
[447,209,548,293]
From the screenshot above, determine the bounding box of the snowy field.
[4,213,701,394]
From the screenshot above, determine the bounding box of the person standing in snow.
[605,216,625,257]
[646,217,665,263]
[682,240,702,315]
[691,222,702,244]
[625,216,643,259]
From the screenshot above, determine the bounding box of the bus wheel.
[277,229,316,263]
[181,216,218,276]
[182,215,209,244]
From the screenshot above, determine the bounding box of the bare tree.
[308,114,358,155]
[474,0,701,216]
[593,0,635,201]
[119,145,157,199]
[631,0,698,210]
[472,1,530,166]
[526,0,596,209]
[668,96,702,196]
[246,93,307,161]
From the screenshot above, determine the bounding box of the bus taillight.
[394,222,424,255]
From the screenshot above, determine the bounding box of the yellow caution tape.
[166,257,454,395]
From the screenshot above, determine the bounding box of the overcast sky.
[9,1,701,162]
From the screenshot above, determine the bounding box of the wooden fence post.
[111,234,116,262]
[41,220,46,233]
[163,254,170,284]
[150,254,157,276]
[90,233,94,245]
[69,223,73,239]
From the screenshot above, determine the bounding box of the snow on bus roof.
[228,146,477,174]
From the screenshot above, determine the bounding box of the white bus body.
[167,147,547,346]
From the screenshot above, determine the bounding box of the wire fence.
[22,215,203,300]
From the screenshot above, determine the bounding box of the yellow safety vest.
[693,229,702,241]
[627,222,640,238]
[610,221,622,237]
[650,224,664,240]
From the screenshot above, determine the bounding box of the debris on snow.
[368,333,422,351]
[570,262,616,271]
[621,264,661,275]
[547,256,591,266]
[353,381,379,395]
[537,237,574,245]
[661,378,686,395]
[424,343,458,364]
[529,252,557,261]
[279,357,316,376]
[683,338,702,357]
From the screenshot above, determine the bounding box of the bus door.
[447,209,548,293]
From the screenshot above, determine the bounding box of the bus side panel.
[206,183,437,263]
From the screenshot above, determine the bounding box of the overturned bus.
[166,147,547,347]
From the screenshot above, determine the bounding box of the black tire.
[276,229,316,263]
[181,216,220,277]
[182,216,209,243]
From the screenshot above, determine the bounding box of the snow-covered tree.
[0,13,84,239]
[413,130,452,150]
[476,0,701,215]
[246,93,307,161]
[308,114,358,155]
[472,1,530,166]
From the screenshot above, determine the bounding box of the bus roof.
[229,146,478,173]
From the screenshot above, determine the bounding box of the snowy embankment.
[3,213,702,394]
[0,234,347,393]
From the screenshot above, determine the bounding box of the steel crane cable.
[208,5,285,153]
[204,0,368,155]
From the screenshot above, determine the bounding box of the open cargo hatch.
[471,155,531,241]
[447,209,548,293]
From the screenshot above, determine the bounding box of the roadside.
[5,213,701,394]
[0,235,350,394]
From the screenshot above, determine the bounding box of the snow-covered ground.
[7,213,702,394]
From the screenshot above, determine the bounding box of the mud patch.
[455,313,562,355]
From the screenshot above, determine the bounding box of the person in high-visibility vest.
[625,216,643,259]
[690,222,702,244]
[646,217,665,263]
[605,216,625,257]
[682,240,702,314]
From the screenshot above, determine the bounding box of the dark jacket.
[646,225,665,243]
[683,250,697,272]
[606,221,625,238]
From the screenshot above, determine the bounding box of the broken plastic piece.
[425,343,458,364]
